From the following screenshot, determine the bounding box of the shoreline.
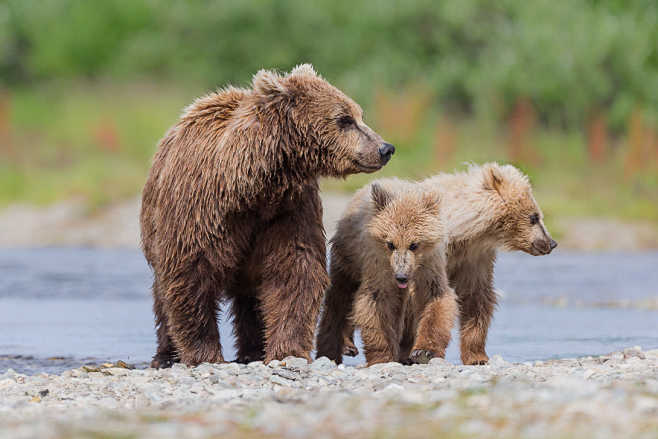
[1,348,656,438]
[1,195,658,250]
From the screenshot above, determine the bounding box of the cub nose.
[549,239,558,251]
[395,274,408,283]
[378,143,395,163]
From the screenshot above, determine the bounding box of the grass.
[1,81,657,226]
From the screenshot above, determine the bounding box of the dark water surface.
[1,248,657,374]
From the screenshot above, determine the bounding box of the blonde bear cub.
[317,181,457,365]
[317,163,557,365]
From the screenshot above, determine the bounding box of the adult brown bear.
[140,65,394,367]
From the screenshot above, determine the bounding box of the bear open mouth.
[396,281,408,289]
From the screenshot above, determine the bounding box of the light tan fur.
[317,163,556,365]
[316,181,457,366]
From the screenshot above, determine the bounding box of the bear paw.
[180,350,225,367]
[237,351,264,364]
[462,352,489,366]
[150,353,178,369]
[343,343,359,357]
[409,349,436,364]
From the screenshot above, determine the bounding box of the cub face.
[483,164,557,256]
[367,183,444,289]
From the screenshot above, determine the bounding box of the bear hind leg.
[162,260,225,366]
[230,287,266,363]
[151,278,179,368]
[455,258,496,365]
[316,256,360,363]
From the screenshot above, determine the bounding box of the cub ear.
[421,191,441,214]
[289,63,317,78]
[252,69,287,97]
[483,163,505,196]
[371,183,393,212]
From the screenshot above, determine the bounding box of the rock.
[623,347,646,360]
[272,369,299,381]
[489,355,509,368]
[310,357,335,370]
[270,375,292,387]
[103,368,129,376]
[220,363,241,375]
[429,358,451,367]
[283,357,308,369]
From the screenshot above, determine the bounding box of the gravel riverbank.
[1,347,656,439]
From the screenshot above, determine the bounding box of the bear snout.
[532,238,556,255]
[378,143,395,164]
[395,274,408,289]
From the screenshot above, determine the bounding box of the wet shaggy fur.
[317,163,557,365]
[316,181,458,366]
[140,64,392,367]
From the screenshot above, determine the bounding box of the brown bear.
[140,64,395,367]
[317,181,457,366]
[317,163,556,365]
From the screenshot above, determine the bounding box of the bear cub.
[318,163,557,366]
[317,181,457,366]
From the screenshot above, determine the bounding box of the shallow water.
[1,248,657,374]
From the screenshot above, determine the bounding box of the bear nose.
[378,143,395,163]
[395,274,408,283]
[549,239,558,250]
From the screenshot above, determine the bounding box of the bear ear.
[252,69,287,97]
[483,163,506,196]
[289,63,318,78]
[421,191,441,214]
[371,183,393,212]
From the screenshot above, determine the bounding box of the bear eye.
[386,241,395,251]
[529,213,540,225]
[338,115,356,129]
[409,243,418,251]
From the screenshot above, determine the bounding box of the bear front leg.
[454,255,497,365]
[410,287,458,364]
[353,286,406,366]
[257,199,329,362]
[316,248,360,364]
[162,260,224,366]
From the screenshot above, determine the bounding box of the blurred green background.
[1,0,657,225]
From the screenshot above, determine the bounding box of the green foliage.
[1,0,657,130]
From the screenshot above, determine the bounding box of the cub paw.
[462,352,489,366]
[343,343,359,357]
[409,349,435,364]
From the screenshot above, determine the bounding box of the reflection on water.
[0,248,657,374]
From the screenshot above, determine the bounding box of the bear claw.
[343,344,359,357]
[462,353,489,366]
[410,349,435,364]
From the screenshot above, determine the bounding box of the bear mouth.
[396,281,408,289]
[352,160,382,173]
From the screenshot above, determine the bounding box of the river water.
[1,248,656,374]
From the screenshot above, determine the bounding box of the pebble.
[0,347,655,438]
